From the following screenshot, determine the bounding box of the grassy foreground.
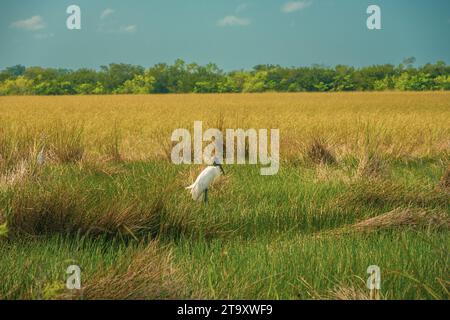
[0,92,448,300]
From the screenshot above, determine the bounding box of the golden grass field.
[1,92,449,161]
[0,92,449,300]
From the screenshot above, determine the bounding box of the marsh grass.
[152,127,176,162]
[0,125,36,171]
[49,121,84,163]
[0,222,7,238]
[338,177,449,211]
[0,93,448,300]
[60,241,185,300]
[306,137,336,165]
[357,153,387,179]
[324,207,450,236]
[0,236,189,300]
[0,160,448,299]
[326,284,372,300]
[101,123,123,162]
[4,165,166,238]
[173,231,449,299]
[438,164,450,193]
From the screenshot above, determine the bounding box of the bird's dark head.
[213,160,225,175]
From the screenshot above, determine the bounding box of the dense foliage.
[1,58,449,95]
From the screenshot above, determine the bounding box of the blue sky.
[1,0,449,70]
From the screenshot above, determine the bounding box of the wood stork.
[186,160,225,203]
[37,147,45,166]
[36,135,47,166]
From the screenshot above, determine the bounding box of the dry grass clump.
[356,153,387,179]
[99,124,123,162]
[306,137,336,165]
[61,242,186,300]
[0,122,85,170]
[4,168,217,240]
[48,122,84,163]
[339,178,449,210]
[75,157,126,176]
[437,165,450,193]
[209,174,232,194]
[351,208,449,232]
[0,126,37,170]
[330,208,449,235]
[152,128,176,162]
[5,177,167,239]
[313,163,353,184]
[327,285,372,300]
[0,160,31,189]
[298,277,374,300]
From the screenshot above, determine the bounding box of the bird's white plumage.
[37,147,45,165]
[186,166,222,201]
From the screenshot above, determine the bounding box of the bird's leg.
[204,189,208,204]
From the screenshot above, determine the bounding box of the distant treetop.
[1,59,449,95]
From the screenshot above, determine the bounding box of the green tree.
[433,75,450,90]
[243,71,269,93]
[373,77,394,91]
[115,71,156,94]
[33,80,75,95]
[0,60,449,95]
[394,73,433,91]
[0,65,26,82]
[99,63,144,93]
[0,76,34,95]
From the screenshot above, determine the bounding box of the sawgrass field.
[0,92,449,299]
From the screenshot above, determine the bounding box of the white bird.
[36,146,45,166]
[186,160,225,203]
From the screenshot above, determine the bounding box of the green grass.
[172,231,448,300]
[0,235,129,299]
[0,157,448,299]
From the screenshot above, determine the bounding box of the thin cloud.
[10,15,46,31]
[120,25,137,33]
[98,9,135,34]
[101,8,115,19]
[217,15,250,27]
[281,1,312,13]
[98,24,137,34]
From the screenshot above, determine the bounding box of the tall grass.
[0,236,189,299]
[49,121,84,163]
[0,93,448,161]
[2,164,169,239]
[0,93,448,299]
[172,231,449,299]
[61,241,186,300]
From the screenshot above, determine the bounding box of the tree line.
[1,58,449,95]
